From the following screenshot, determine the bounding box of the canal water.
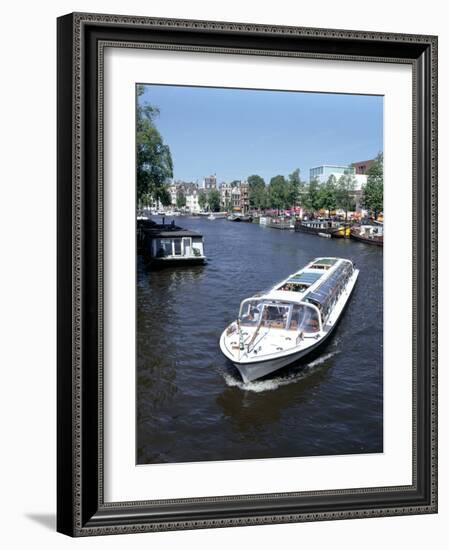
[137,217,383,464]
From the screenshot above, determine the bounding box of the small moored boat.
[227,213,253,222]
[295,219,350,238]
[350,223,383,246]
[220,257,359,382]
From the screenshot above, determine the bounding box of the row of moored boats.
[295,219,383,246]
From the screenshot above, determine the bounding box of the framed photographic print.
[57,12,438,536]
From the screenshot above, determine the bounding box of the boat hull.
[231,337,325,383]
[295,223,348,237]
[332,226,351,238]
[228,215,253,222]
[350,232,383,246]
[151,256,206,266]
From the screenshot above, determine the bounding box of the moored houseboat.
[350,223,383,246]
[227,213,253,222]
[266,216,295,230]
[295,219,350,238]
[137,219,206,265]
[207,212,227,220]
[220,257,359,382]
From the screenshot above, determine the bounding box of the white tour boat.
[219,257,359,382]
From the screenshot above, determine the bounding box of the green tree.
[287,168,305,208]
[363,153,384,219]
[223,197,233,212]
[140,193,153,209]
[319,175,338,217]
[136,87,173,206]
[268,175,289,213]
[157,186,172,207]
[208,188,221,212]
[176,191,186,209]
[303,178,322,214]
[198,190,208,211]
[336,170,356,221]
[247,174,267,211]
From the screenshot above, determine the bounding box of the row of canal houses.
[145,176,251,215]
[148,158,375,215]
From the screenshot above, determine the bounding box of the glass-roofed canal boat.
[219,257,359,382]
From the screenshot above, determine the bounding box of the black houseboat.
[137,218,206,265]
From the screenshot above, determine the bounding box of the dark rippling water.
[137,217,383,464]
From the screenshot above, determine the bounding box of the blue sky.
[139,84,383,183]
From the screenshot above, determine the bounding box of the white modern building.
[309,165,366,188]
[309,164,369,212]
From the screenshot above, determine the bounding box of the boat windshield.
[239,300,290,329]
[290,304,320,333]
[239,300,320,332]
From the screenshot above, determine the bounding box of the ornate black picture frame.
[57,12,438,536]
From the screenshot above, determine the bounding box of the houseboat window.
[183,237,192,256]
[173,238,182,256]
[156,239,172,257]
[290,304,320,333]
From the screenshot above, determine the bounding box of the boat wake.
[222,350,339,393]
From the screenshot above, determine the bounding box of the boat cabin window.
[239,300,264,326]
[278,282,309,292]
[290,304,320,333]
[239,300,290,329]
[261,304,290,329]
[310,258,337,270]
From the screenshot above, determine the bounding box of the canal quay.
[137,216,383,465]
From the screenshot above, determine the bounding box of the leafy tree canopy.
[176,191,186,209]
[268,175,289,211]
[336,170,356,219]
[363,152,383,218]
[319,174,337,215]
[208,188,221,212]
[303,178,322,213]
[247,174,267,210]
[198,190,208,210]
[136,86,173,205]
[287,168,305,207]
[247,174,266,188]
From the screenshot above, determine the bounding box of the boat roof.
[150,229,203,238]
[140,222,203,238]
[286,271,323,285]
[245,257,353,308]
[306,261,353,307]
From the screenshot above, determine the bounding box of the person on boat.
[307,318,319,332]
[249,305,261,322]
